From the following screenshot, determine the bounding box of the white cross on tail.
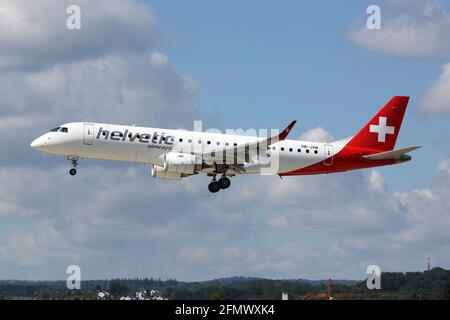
[370,117,395,143]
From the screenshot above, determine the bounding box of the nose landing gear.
[68,156,79,176]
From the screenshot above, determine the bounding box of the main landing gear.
[208,175,231,193]
[68,156,79,176]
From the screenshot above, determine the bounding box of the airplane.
[31,96,420,193]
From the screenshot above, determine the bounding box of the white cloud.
[0,0,199,168]
[299,127,335,142]
[419,63,450,114]
[367,169,385,193]
[1,155,450,280]
[0,0,198,129]
[150,52,169,66]
[349,0,450,59]
[1,54,199,127]
[215,158,450,278]
[0,0,158,70]
[438,159,450,173]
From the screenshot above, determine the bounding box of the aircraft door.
[324,144,333,166]
[83,123,95,145]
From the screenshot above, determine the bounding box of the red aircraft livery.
[282,96,417,176]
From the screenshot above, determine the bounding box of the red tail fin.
[346,96,409,152]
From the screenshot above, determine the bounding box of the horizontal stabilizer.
[363,146,421,160]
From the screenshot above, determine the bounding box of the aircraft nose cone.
[30,137,44,150]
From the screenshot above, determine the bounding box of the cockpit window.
[50,127,61,132]
[60,127,68,133]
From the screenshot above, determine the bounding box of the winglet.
[279,120,297,141]
[267,120,297,146]
[268,120,297,145]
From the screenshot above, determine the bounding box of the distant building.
[116,289,167,301]
[97,291,111,300]
[136,290,147,300]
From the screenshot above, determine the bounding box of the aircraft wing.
[363,146,421,160]
[202,120,297,166]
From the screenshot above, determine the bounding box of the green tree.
[441,279,450,300]
[109,282,128,299]
[38,288,51,300]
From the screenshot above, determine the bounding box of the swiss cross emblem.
[370,117,395,143]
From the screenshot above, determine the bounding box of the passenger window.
[306,149,310,153]
[188,139,192,143]
[273,147,276,150]
[314,150,318,154]
[289,148,293,152]
[234,143,237,147]
[225,142,229,146]
[298,149,301,152]
[217,142,220,145]
[281,147,285,151]
[179,138,183,142]
[207,141,211,145]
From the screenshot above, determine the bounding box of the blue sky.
[0,0,450,281]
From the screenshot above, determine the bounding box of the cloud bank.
[419,63,450,114]
[349,0,450,60]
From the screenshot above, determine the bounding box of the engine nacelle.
[151,165,182,180]
[164,152,198,174]
[151,153,200,180]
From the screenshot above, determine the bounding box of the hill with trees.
[0,267,449,300]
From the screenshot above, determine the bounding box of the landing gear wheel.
[68,156,79,176]
[208,181,221,193]
[218,176,231,189]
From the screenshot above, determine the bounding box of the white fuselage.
[31,122,346,175]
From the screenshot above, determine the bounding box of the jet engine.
[151,152,201,180]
